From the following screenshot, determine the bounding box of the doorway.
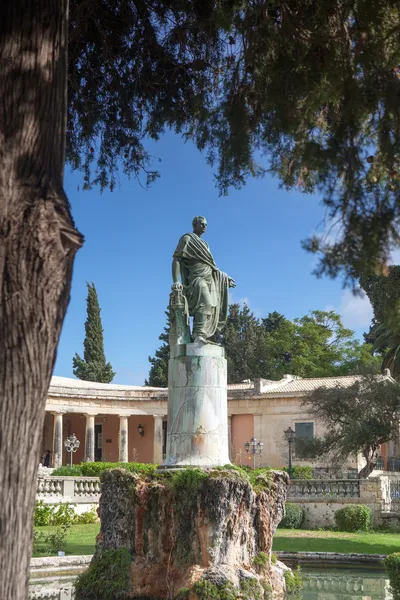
[95,424,103,462]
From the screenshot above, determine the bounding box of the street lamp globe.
[244,436,264,469]
[64,433,80,467]
[284,427,296,443]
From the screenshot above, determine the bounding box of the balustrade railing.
[36,478,64,497]
[74,478,101,497]
[288,479,360,498]
[390,480,400,505]
[36,476,101,501]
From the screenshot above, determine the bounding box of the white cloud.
[338,290,373,330]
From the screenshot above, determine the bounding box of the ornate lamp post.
[244,437,264,469]
[284,427,296,479]
[64,433,80,468]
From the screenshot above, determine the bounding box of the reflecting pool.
[29,568,391,599]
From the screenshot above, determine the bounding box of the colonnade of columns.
[50,412,243,468]
[51,412,166,468]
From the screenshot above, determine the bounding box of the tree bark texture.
[0,3,83,598]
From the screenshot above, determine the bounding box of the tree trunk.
[0,3,82,598]
[358,448,378,479]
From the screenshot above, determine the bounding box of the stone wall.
[292,498,377,529]
[288,476,393,528]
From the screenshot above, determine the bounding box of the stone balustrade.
[74,478,101,498]
[36,477,101,502]
[29,584,74,600]
[288,479,360,499]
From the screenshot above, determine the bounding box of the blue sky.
[54,132,373,385]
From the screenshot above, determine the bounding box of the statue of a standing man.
[172,216,235,343]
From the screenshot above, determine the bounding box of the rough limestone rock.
[87,468,289,599]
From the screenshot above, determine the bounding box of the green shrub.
[278,503,305,529]
[282,465,313,479]
[51,462,158,478]
[51,503,76,526]
[34,501,55,526]
[53,461,158,478]
[271,552,277,565]
[334,504,372,532]
[51,465,83,476]
[385,553,400,599]
[73,507,98,524]
[284,567,303,594]
[34,501,75,527]
[75,548,131,599]
[45,523,71,554]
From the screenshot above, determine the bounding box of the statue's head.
[192,216,207,236]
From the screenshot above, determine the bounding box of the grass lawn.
[33,523,100,557]
[32,524,400,558]
[273,529,400,555]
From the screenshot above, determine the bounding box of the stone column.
[153,415,164,464]
[119,416,128,463]
[85,414,96,462]
[52,413,63,468]
[163,342,230,467]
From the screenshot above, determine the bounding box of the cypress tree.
[73,282,115,383]
[145,309,170,387]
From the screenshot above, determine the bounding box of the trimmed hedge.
[51,461,158,477]
[278,502,305,529]
[334,504,372,532]
[385,553,400,599]
[282,465,313,480]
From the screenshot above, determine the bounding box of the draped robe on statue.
[173,232,230,340]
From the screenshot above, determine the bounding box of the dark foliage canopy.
[361,265,400,376]
[67,0,400,285]
[147,303,379,384]
[73,282,116,383]
[302,374,400,477]
[145,309,170,387]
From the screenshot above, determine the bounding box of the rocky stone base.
[75,467,289,599]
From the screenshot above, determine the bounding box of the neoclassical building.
[43,372,394,470]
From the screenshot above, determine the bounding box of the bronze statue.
[171,216,235,344]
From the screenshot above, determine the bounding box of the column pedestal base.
[162,342,230,468]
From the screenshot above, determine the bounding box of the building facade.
[43,373,394,470]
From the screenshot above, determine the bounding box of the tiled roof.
[49,372,393,399]
[49,375,167,392]
[257,373,392,396]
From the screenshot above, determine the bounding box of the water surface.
[29,567,390,599]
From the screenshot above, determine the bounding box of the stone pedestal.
[80,468,289,599]
[162,342,230,468]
